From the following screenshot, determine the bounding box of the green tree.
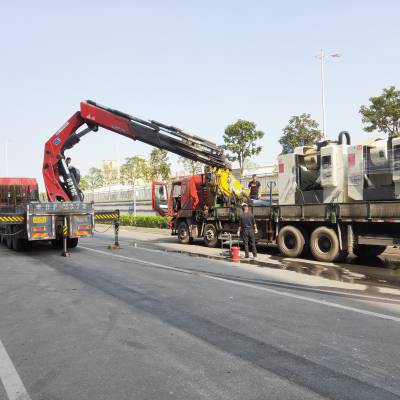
[120,156,148,216]
[101,161,119,198]
[178,156,203,175]
[147,149,171,181]
[223,119,265,176]
[359,86,400,137]
[79,176,89,191]
[279,114,322,154]
[83,167,103,194]
[120,156,148,187]
[178,140,203,175]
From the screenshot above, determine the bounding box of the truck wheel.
[177,222,191,244]
[51,238,62,248]
[6,226,13,249]
[204,223,218,248]
[12,236,27,252]
[353,244,386,258]
[310,227,340,262]
[277,225,306,258]
[67,238,79,248]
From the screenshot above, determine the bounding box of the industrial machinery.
[277,131,352,205]
[348,137,400,201]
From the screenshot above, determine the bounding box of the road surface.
[0,231,400,400]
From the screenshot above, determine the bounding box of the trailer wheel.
[204,223,218,248]
[353,244,386,258]
[277,225,306,258]
[310,227,340,262]
[177,221,191,244]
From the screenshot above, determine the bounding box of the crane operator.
[65,157,81,185]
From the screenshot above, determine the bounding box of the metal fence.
[83,186,153,203]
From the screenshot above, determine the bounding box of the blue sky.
[1,0,399,189]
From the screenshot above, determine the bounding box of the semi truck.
[153,132,400,262]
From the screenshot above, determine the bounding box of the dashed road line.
[80,246,400,323]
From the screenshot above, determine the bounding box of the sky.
[0,0,399,190]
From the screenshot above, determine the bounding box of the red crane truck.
[0,100,228,252]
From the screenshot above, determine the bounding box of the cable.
[1,229,25,237]
[94,224,114,233]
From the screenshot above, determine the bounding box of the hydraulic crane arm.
[43,100,229,202]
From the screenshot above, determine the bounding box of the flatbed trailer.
[171,200,400,262]
[0,202,119,252]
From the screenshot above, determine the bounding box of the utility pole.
[316,49,341,140]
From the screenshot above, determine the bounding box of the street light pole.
[317,49,341,140]
[319,49,326,139]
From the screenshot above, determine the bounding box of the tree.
[223,119,265,176]
[178,157,203,175]
[359,86,400,137]
[120,156,148,216]
[101,161,119,197]
[279,114,322,154]
[79,176,89,191]
[178,140,204,175]
[147,149,171,181]
[83,167,103,194]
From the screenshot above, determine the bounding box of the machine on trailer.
[347,137,400,201]
[153,132,400,262]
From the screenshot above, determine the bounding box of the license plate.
[33,216,47,224]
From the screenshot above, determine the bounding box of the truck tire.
[177,221,191,244]
[51,238,62,248]
[277,225,306,258]
[6,226,13,249]
[353,244,386,258]
[67,238,79,248]
[310,226,340,262]
[12,236,27,252]
[204,223,218,248]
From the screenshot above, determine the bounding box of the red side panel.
[189,176,200,209]
[0,178,38,187]
[80,102,136,140]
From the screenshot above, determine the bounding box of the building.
[233,164,279,202]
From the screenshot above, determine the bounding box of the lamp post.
[317,49,341,140]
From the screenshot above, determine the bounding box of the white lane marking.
[80,246,400,323]
[80,245,400,304]
[0,338,31,400]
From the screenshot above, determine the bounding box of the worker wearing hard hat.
[237,203,258,259]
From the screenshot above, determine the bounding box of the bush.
[119,215,171,229]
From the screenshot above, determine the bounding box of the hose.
[338,131,351,145]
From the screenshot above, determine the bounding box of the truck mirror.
[152,182,169,216]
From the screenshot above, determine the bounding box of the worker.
[248,174,261,200]
[237,203,258,259]
[65,157,81,184]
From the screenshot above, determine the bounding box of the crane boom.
[43,100,229,202]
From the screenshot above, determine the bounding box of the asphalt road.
[1,233,400,400]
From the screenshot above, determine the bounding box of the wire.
[1,229,25,237]
[94,224,114,233]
